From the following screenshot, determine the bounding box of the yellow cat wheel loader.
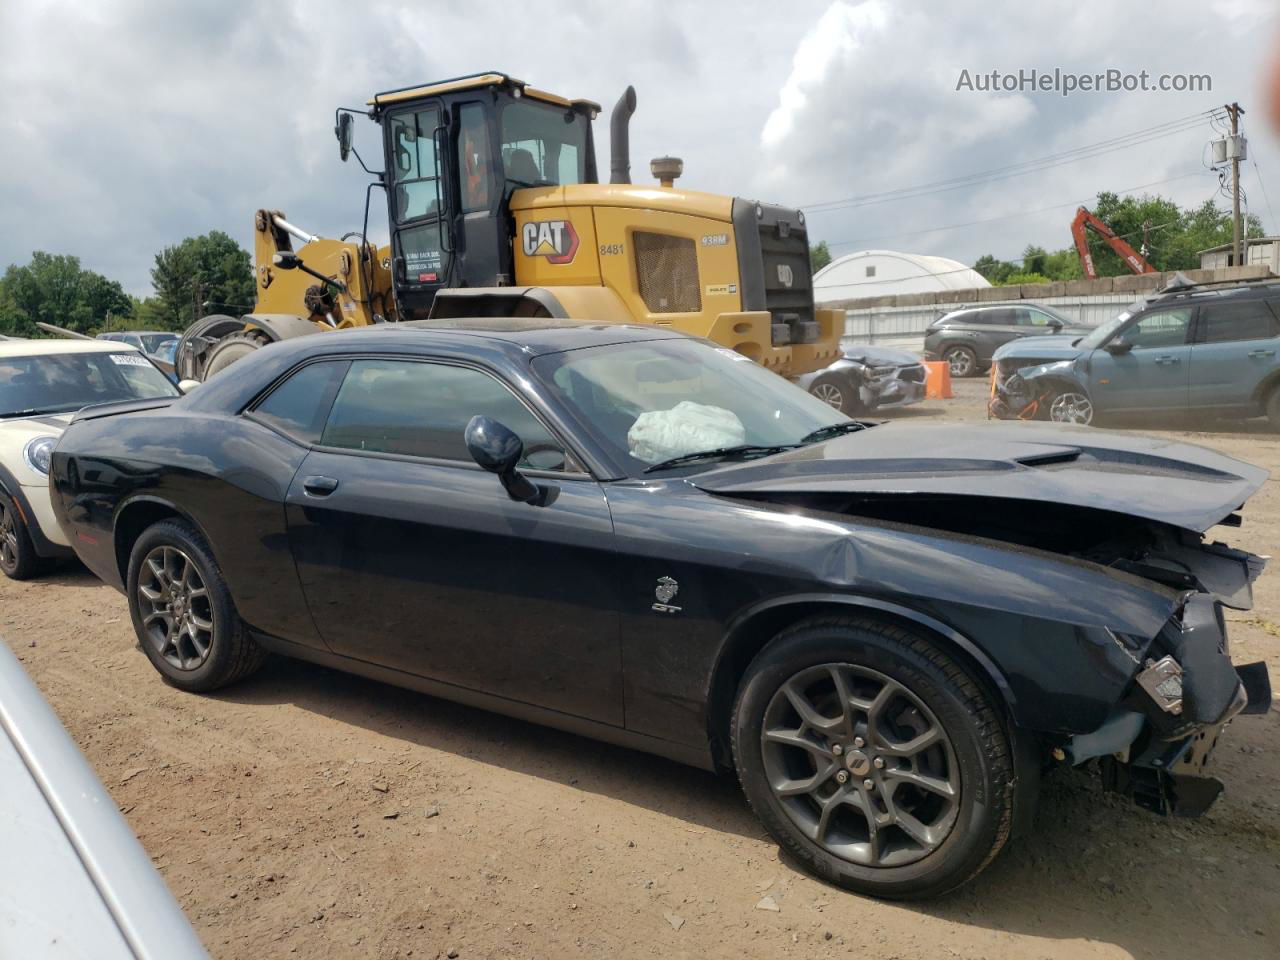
[177,72,842,382]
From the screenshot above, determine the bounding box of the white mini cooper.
[0,338,179,579]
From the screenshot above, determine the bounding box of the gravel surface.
[2,377,1277,959]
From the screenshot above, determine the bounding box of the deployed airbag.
[628,401,745,464]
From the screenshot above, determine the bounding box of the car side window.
[320,359,571,471]
[251,361,350,443]
[1121,308,1192,350]
[984,308,1015,325]
[1024,309,1054,327]
[1197,300,1277,344]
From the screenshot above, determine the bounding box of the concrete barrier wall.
[831,265,1274,349]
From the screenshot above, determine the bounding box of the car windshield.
[0,350,179,417]
[1077,301,1143,350]
[532,338,849,475]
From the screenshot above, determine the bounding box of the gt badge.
[652,576,681,614]
[777,263,794,288]
[521,219,579,264]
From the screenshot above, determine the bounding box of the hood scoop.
[1015,449,1083,467]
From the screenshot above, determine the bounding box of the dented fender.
[604,482,1184,749]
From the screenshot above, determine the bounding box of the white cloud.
[1,0,1277,295]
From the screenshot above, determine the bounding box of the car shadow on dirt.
[215,657,1277,959]
[214,656,760,839]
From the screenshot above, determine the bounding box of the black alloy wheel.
[127,520,266,691]
[733,616,1014,899]
[0,494,41,580]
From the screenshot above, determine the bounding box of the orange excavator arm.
[1070,206,1157,279]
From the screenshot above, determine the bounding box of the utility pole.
[1228,102,1245,266]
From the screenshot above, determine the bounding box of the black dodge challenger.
[49,319,1271,900]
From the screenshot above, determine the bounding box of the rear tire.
[942,345,978,378]
[1266,385,1280,432]
[126,520,266,691]
[732,615,1014,900]
[0,493,44,580]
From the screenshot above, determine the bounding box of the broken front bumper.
[1081,594,1271,816]
[869,365,928,411]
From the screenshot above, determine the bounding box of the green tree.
[0,252,132,336]
[973,254,1016,284]
[150,231,254,330]
[1086,191,1262,275]
[809,240,832,274]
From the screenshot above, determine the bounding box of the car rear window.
[250,360,350,443]
[1197,299,1278,344]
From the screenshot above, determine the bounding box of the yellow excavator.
[177,72,841,381]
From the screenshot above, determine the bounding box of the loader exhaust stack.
[610,85,637,184]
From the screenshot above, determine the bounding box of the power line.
[824,171,1211,249]
[801,109,1224,214]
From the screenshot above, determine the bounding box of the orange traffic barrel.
[923,361,954,399]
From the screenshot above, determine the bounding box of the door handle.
[1248,349,1276,358]
[1153,355,1180,365]
[302,475,340,497]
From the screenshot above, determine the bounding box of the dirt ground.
[3,378,1279,960]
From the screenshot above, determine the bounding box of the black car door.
[283,356,624,725]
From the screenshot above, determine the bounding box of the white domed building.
[813,250,990,302]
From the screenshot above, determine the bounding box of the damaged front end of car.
[989,357,1082,421]
[696,425,1273,819]
[1069,545,1271,817]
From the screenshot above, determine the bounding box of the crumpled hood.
[993,336,1085,364]
[842,345,924,367]
[694,421,1269,533]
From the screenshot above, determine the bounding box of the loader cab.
[367,74,600,321]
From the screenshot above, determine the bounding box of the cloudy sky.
[2,0,1278,296]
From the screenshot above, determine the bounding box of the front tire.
[0,493,44,580]
[1047,388,1094,425]
[732,616,1014,900]
[126,520,266,691]
[809,374,860,415]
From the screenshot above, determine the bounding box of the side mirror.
[465,416,540,504]
[177,379,201,393]
[336,112,354,163]
[1104,339,1133,355]
[1048,320,1063,332]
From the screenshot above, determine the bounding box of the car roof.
[97,330,176,337]
[181,318,694,417]
[317,318,686,356]
[0,339,140,358]
[1146,280,1280,308]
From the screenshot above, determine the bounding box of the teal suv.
[990,278,1280,428]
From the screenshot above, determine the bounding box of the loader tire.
[203,330,273,380]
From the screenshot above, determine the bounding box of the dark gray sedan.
[796,345,927,415]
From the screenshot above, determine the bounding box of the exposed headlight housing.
[1135,655,1184,715]
[23,435,57,475]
